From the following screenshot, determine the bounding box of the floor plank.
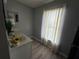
[32,40,65,59]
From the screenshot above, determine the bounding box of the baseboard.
[31,36,47,46]
[31,36,42,43]
[58,51,68,59]
[31,36,68,59]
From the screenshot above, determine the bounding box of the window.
[41,6,66,46]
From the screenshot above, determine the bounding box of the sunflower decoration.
[9,33,23,47]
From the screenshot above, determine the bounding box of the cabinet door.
[9,42,32,59]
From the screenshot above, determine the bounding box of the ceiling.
[15,0,55,8]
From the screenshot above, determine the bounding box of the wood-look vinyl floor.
[32,40,65,59]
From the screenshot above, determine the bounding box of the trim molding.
[31,36,42,42]
[31,36,47,46]
[58,51,68,59]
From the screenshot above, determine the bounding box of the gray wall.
[33,0,66,39]
[7,0,33,37]
[0,0,10,59]
[33,0,79,57]
[59,0,79,57]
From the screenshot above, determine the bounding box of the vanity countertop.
[8,33,32,48]
[14,35,32,48]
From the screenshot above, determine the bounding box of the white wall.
[7,0,33,37]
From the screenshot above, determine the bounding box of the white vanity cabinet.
[9,36,32,59]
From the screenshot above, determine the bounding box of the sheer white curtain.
[41,7,66,47]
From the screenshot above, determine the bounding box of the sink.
[8,33,25,47]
